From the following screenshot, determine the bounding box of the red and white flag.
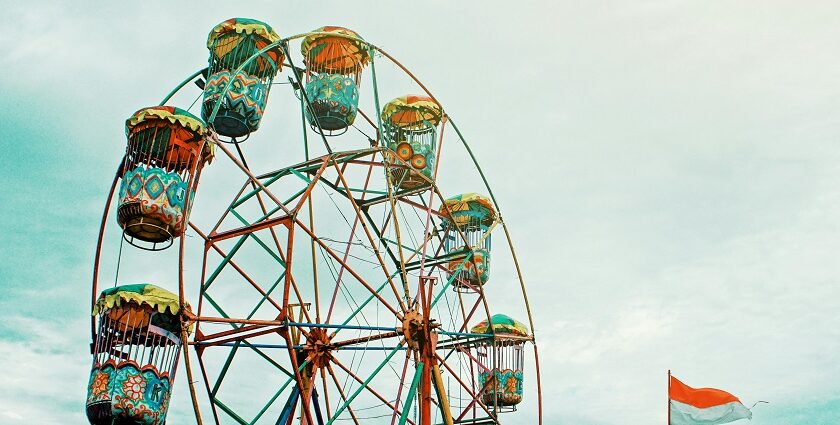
[669,375,752,425]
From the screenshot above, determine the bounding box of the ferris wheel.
[87,18,542,425]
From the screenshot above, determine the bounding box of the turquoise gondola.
[301,26,370,134]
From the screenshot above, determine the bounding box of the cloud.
[0,317,90,424]
[3,1,840,424]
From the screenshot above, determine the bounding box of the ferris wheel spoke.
[457,299,484,335]
[380,187,413,307]
[355,206,405,272]
[305,200,323,324]
[195,350,223,425]
[331,330,402,348]
[281,330,317,425]
[330,352,416,425]
[427,256,473,308]
[395,203,423,252]
[286,272,315,325]
[435,352,498,424]
[195,322,278,345]
[324,159,379,325]
[330,159,411,310]
[195,325,287,349]
[322,218,365,326]
[389,351,412,425]
[318,368,333,420]
[295,220,402,317]
[324,363,362,425]
[330,275,396,339]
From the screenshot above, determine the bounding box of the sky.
[1,1,840,424]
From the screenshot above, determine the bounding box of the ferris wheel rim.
[90,24,543,425]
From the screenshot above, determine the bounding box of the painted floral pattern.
[87,368,112,403]
[122,374,147,401]
[478,368,524,406]
[85,362,172,425]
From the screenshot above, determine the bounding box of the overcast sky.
[1,1,839,424]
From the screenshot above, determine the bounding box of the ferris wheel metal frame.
[90,28,543,425]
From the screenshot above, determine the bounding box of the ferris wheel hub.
[302,328,333,369]
[399,309,439,351]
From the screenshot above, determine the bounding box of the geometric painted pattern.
[144,175,165,199]
[118,166,190,235]
[202,70,269,135]
[127,173,144,197]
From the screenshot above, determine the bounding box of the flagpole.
[667,370,671,425]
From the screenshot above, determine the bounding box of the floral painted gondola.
[86,284,192,425]
[439,193,496,290]
[202,18,283,139]
[381,95,442,189]
[472,314,530,409]
[118,106,214,250]
[301,26,370,134]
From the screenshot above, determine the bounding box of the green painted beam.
[203,235,249,291]
[244,272,285,321]
[231,170,290,209]
[211,340,241,396]
[289,167,313,184]
[249,373,297,424]
[213,398,250,425]
[230,210,287,266]
[399,361,425,425]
